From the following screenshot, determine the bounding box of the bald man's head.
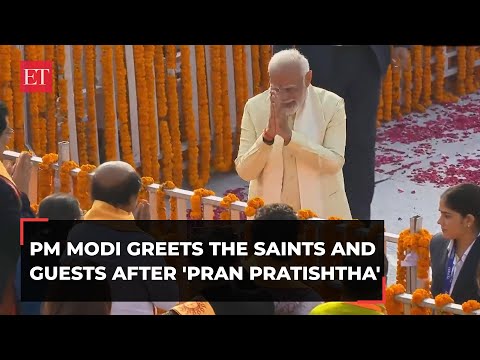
[91,161,141,211]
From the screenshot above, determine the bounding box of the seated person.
[430,183,480,304]
[249,203,324,315]
[15,193,83,315]
[37,193,84,220]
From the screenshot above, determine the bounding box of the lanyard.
[443,242,456,294]
[443,234,480,294]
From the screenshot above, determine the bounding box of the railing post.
[55,141,70,192]
[148,187,158,220]
[28,162,38,205]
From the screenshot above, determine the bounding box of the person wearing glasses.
[235,49,351,219]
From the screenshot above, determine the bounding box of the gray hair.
[268,48,310,76]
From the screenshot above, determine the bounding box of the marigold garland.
[153,46,170,182]
[433,46,445,103]
[101,45,118,161]
[159,121,173,183]
[410,288,432,315]
[59,160,79,193]
[114,45,135,168]
[376,84,384,125]
[156,190,167,220]
[37,153,59,204]
[139,176,154,202]
[162,180,177,220]
[401,52,412,115]
[434,293,454,315]
[259,45,271,92]
[44,45,57,154]
[180,45,201,188]
[244,197,264,218]
[153,181,177,220]
[328,216,343,220]
[84,45,99,165]
[421,46,432,107]
[10,46,24,151]
[385,283,405,315]
[37,45,47,157]
[465,47,477,93]
[165,45,183,186]
[396,228,432,288]
[217,46,233,172]
[210,45,225,171]
[190,188,215,220]
[154,46,168,120]
[134,45,152,177]
[251,45,262,95]
[232,45,247,159]
[144,45,160,180]
[462,300,480,314]
[382,65,393,122]
[0,45,11,88]
[55,45,69,142]
[456,46,467,96]
[297,209,319,220]
[219,193,239,220]
[0,45,14,150]
[411,45,426,112]
[36,45,47,156]
[392,59,401,119]
[194,45,211,187]
[25,45,40,153]
[73,45,87,165]
[76,164,96,210]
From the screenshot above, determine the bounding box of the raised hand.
[133,199,151,220]
[271,90,291,142]
[12,151,33,194]
[265,88,278,140]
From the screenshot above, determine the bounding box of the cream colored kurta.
[235,85,351,219]
[280,115,301,211]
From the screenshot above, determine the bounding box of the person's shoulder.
[0,176,20,205]
[311,85,344,106]
[430,232,448,249]
[245,89,270,110]
[430,233,448,246]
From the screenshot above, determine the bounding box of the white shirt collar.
[447,235,478,262]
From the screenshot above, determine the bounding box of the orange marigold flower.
[462,300,480,314]
[435,293,454,308]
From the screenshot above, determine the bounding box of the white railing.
[4,146,403,244]
[4,147,479,315]
[395,293,480,315]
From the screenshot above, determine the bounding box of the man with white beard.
[235,49,351,219]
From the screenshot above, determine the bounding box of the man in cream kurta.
[235,49,351,219]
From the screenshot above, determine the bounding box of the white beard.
[284,94,306,115]
[284,103,299,115]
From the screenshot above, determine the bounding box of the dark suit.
[430,233,480,304]
[273,45,398,219]
[0,175,22,313]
